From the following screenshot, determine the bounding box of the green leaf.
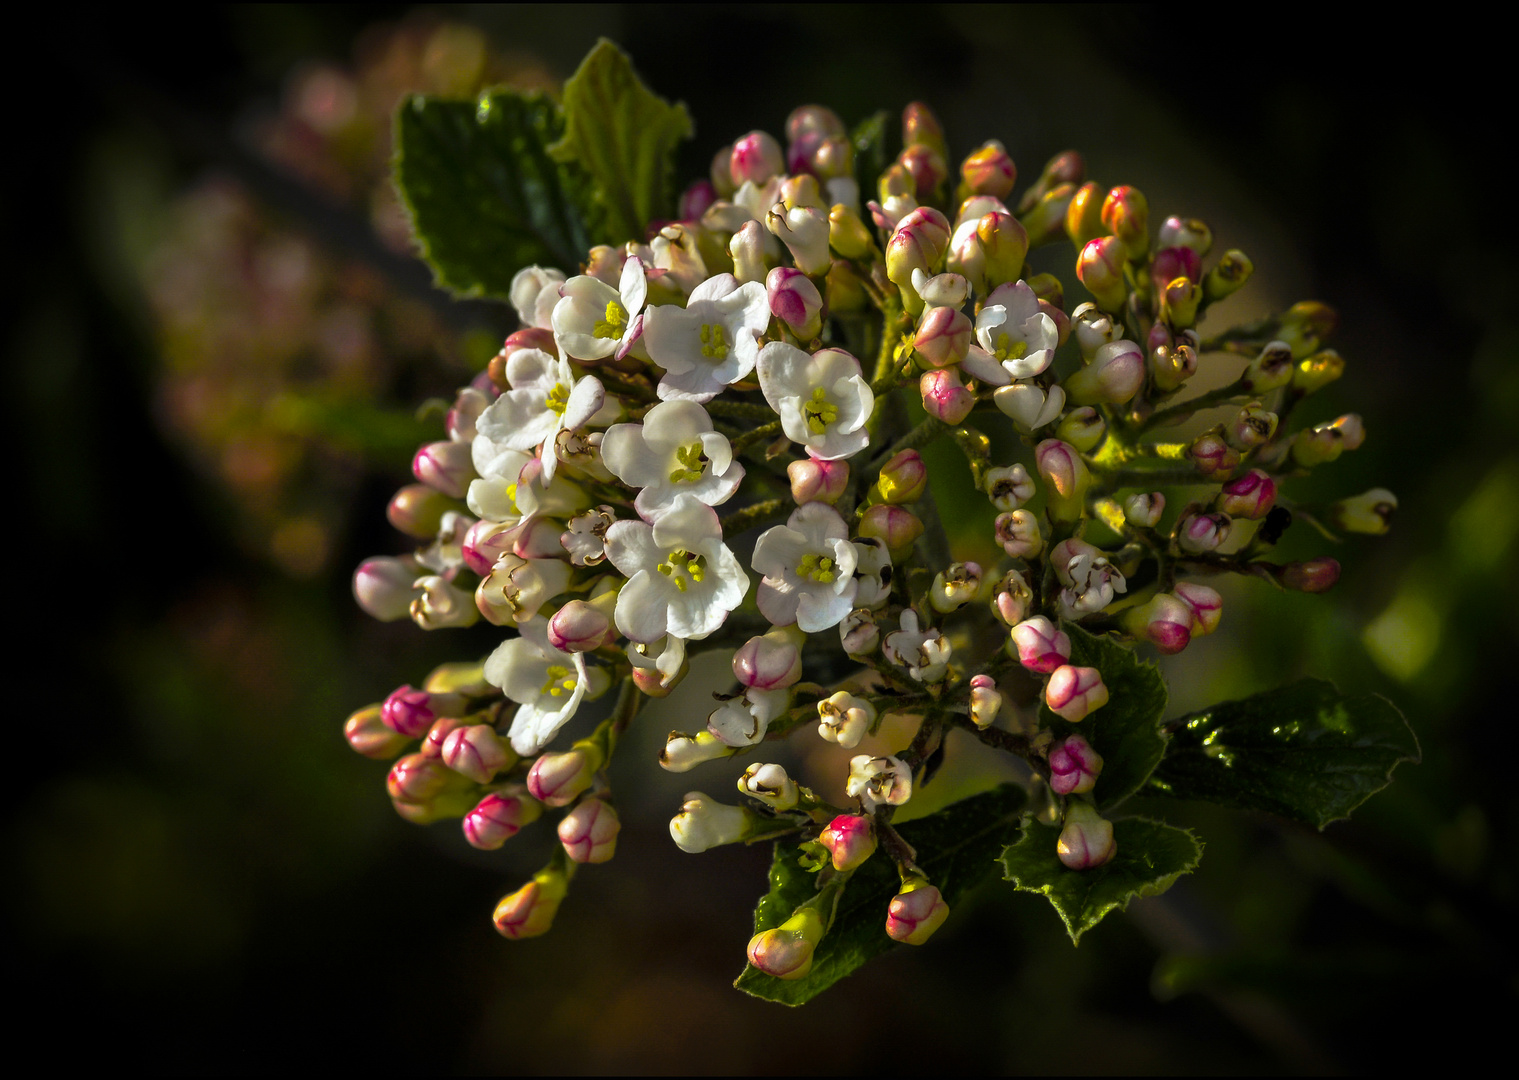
[735,783,1026,1006]
[548,40,692,244]
[850,111,891,201]
[1001,817,1202,944]
[394,91,593,297]
[1041,622,1169,810]
[1147,678,1419,829]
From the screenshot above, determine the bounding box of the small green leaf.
[1001,817,1202,944]
[394,91,593,297]
[548,40,693,244]
[735,783,1026,1006]
[1147,678,1419,829]
[850,111,891,201]
[1041,622,1169,810]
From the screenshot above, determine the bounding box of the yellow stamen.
[995,333,1028,362]
[594,300,629,339]
[803,387,838,435]
[540,664,576,698]
[699,323,730,359]
[796,553,837,583]
[668,441,709,484]
[545,383,571,415]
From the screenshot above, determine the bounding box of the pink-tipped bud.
[547,599,614,653]
[1057,803,1116,869]
[1064,339,1145,406]
[512,516,566,560]
[960,139,1017,199]
[787,103,846,144]
[463,788,542,850]
[1217,469,1277,520]
[992,569,1034,626]
[1045,665,1109,722]
[461,519,520,576]
[919,367,975,424]
[994,509,1044,559]
[441,724,516,784]
[1036,439,1092,522]
[975,211,1030,291]
[1158,215,1213,255]
[1012,616,1071,674]
[1204,250,1253,303]
[859,503,925,557]
[344,704,411,759]
[1173,581,1222,635]
[353,556,421,622]
[381,685,466,738]
[493,864,570,940]
[558,797,620,864]
[1100,185,1149,258]
[386,752,461,805]
[877,449,928,504]
[1065,181,1107,248]
[1122,593,1194,655]
[1048,735,1103,795]
[1190,426,1242,480]
[1241,341,1295,394]
[747,905,825,980]
[387,484,457,540]
[886,207,952,314]
[902,101,947,156]
[1151,245,1202,286]
[969,673,1003,729]
[489,327,559,389]
[527,746,601,808]
[787,455,849,505]
[730,130,783,186]
[913,305,973,369]
[1125,491,1165,528]
[1178,511,1233,554]
[886,876,950,945]
[898,143,948,200]
[1282,557,1341,593]
[734,629,803,690]
[422,716,465,759]
[767,266,824,340]
[1076,236,1127,312]
[412,440,476,499]
[818,814,877,872]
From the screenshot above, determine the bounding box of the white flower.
[818,692,875,749]
[603,494,749,642]
[846,755,912,810]
[756,344,874,461]
[644,274,770,402]
[669,791,753,853]
[961,280,1057,385]
[707,688,790,748]
[484,618,610,755]
[476,554,572,626]
[852,539,894,608]
[752,503,859,631]
[561,505,617,566]
[509,265,565,329]
[601,400,745,519]
[551,257,648,361]
[627,634,686,692]
[992,381,1066,433]
[1054,539,1128,616]
[882,608,951,683]
[473,347,605,483]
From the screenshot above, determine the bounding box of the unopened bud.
[1065,339,1145,406]
[1076,236,1128,311]
[825,258,869,313]
[767,203,831,276]
[984,464,1035,511]
[1048,735,1103,795]
[1203,250,1253,303]
[886,207,952,314]
[1291,422,1348,467]
[1294,349,1345,394]
[489,327,558,388]
[1070,303,1118,360]
[1158,215,1213,255]
[1150,342,1198,393]
[969,673,1002,729]
[1057,407,1107,452]
[729,219,768,284]
[1160,276,1202,330]
[381,685,466,738]
[886,876,949,945]
[913,305,973,369]
[898,142,948,201]
[441,724,516,784]
[788,455,850,505]
[462,519,520,575]
[976,211,1031,291]
[960,139,1017,199]
[387,751,467,805]
[1065,182,1107,248]
[1241,341,1295,394]
[492,863,570,940]
[858,503,925,557]
[1227,402,1279,451]
[1151,245,1202,287]
[412,440,476,499]
[710,144,736,197]
[1190,425,1242,479]
[767,266,824,339]
[1011,616,1071,674]
[660,729,737,772]
[877,449,929,504]
[995,509,1045,559]
[1178,510,1233,554]
[840,608,881,655]
[422,716,465,758]
[730,130,783,187]
[1217,469,1277,519]
[818,814,877,872]
[1100,185,1149,258]
[353,556,422,622]
[1173,581,1222,635]
[547,598,614,653]
[671,791,760,853]
[463,788,542,850]
[1045,665,1109,722]
[1036,439,1092,522]
[747,905,825,980]
[993,381,1066,433]
[387,484,459,540]
[828,204,874,259]
[527,745,602,807]
[992,569,1034,626]
[1282,556,1341,593]
[779,174,828,212]
[1124,491,1165,528]
[735,629,803,690]
[344,703,410,759]
[902,101,946,156]
[738,762,800,810]
[1121,593,1194,655]
[1057,802,1116,869]
[1019,182,1075,246]
[558,798,620,864]
[1331,488,1396,535]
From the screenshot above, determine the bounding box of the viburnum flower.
[883,608,951,683]
[1052,538,1127,616]
[756,343,874,460]
[644,273,769,401]
[603,494,749,642]
[753,503,860,632]
[846,754,913,810]
[485,618,610,755]
[551,255,648,361]
[510,265,565,330]
[476,347,606,483]
[601,400,744,519]
[962,280,1057,384]
[851,538,894,608]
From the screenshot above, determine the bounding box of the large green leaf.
[1002,817,1201,944]
[1147,678,1419,829]
[548,40,692,244]
[735,783,1026,1005]
[1040,622,1169,810]
[394,91,593,297]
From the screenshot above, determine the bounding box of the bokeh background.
[8,5,1514,1072]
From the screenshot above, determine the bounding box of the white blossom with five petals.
[551,256,648,361]
[960,280,1058,386]
[752,503,859,632]
[644,273,770,402]
[601,400,745,520]
[756,344,874,461]
[484,617,610,755]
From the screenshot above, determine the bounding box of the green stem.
[1143,378,1248,430]
[719,496,790,534]
[731,420,783,455]
[706,400,778,421]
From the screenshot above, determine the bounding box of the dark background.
[6,5,1514,1073]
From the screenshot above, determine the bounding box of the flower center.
[803,386,838,435]
[539,664,578,698]
[994,333,1028,362]
[668,440,709,484]
[699,322,730,359]
[594,300,628,339]
[795,552,837,583]
[545,382,571,416]
[656,549,706,592]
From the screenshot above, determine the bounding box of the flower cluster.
[347,96,1392,975]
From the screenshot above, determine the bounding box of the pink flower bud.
[512,516,566,559]
[387,483,457,540]
[463,788,542,850]
[920,368,975,424]
[422,716,465,758]
[1151,245,1202,286]
[1011,617,1071,674]
[1122,593,1194,655]
[734,630,803,690]
[1282,557,1341,593]
[960,139,1017,199]
[886,207,952,314]
[898,142,948,200]
[1227,402,1279,450]
[767,266,824,339]
[1125,491,1165,528]
[1057,803,1116,869]
[386,752,459,804]
[1173,581,1222,635]
[558,798,621,864]
[1189,426,1242,479]
[547,599,614,653]
[461,519,520,576]
[969,673,1003,728]
[992,569,1033,626]
[886,876,950,945]
[527,746,601,807]
[441,724,515,784]
[1045,665,1109,722]
[913,305,973,369]
[786,103,846,144]
[1158,215,1213,255]
[858,504,924,556]
[1036,439,1092,522]
[747,906,825,980]
[381,685,466,738]
[353,556,421,622]
[493,865,570,940]
[787,455,849,505]
[678,179,717,221]
[411,440,476,499]
[877,449,928,504]
[817,814,877,872]
[976,211,1031,292]
[1076,236,1127,312]
[1217,469,1277,519]
[488,327,558,389]
[1064,339,1145,406]
[730,130,783,186]
[1048,735,1103,795]
[1100,185,1149,257]
[994,509,1044,559]
[344,704,411,759]
[1178,511,1233,554]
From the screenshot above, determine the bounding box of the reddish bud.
[558,798,620,864]
[1173,581,1222,635]
[463,788,542,850]
[788,455,849,505]
[886,876,949,945]
[818,815,877,872]
[914,305,973,369]
[920,367,975,424]
[1282,557,1341,593]
[1217,469,1277,520]
[381,685,466,738]
[526,746,601,807]
[1011,616,1071,674]
[1057,803,1116,869]
[1076,236,1127,312]
[877,449,928,504]
[858,504,924,557]
[1045,665,1109,722]
[1048,735,1103,795]
[730,130,783,186]
[960,139,1017,199]
[353,556,421,622]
